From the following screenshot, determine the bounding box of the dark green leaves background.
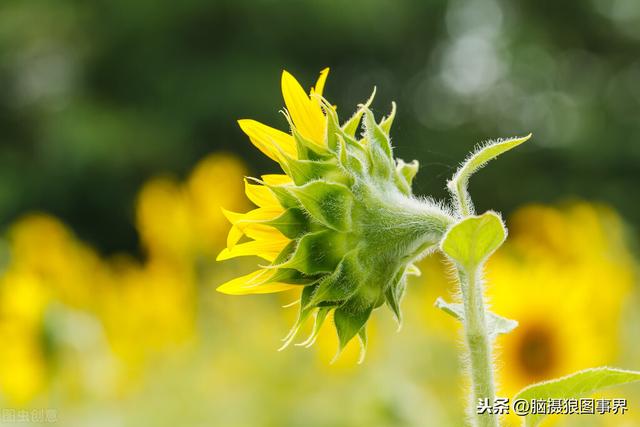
[1,0,638,253]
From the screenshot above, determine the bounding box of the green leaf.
[447,134,531,215]
[449,134,531,194]
[440,211,506,269]
[289,181,354,232]
[434,297,517,336]
[513,367,640,427]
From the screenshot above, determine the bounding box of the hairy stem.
[460,268,498,427]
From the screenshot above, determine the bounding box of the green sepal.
[293,127,331,161]
[337,135,365,176]
[296,307,332,348]
[279,285,317,350]
[384,268,406,327]
[434,297,518,337]
[272,240,297,264]
[248,242,315,288]
[362,110,394,180]
[279,151,345,186]
[247,177,299,210]
[367,143,394,180]
[356,326,367,364]
[393,170,411,195]
[267,267,322,286]
[300,283,316,307]
[379,101,396,134]
[339,132,370,178]
[440,211,506,270]
[333,297,374,354]
[320,100,342,152]
[264,207,309,239]
[323,100,369,178]
[277,230,346,274]
[289,181,354,232]
[306,249,362,308]
[396,159,419,187]
[363,108,393,158]
[281,107,331,161]
[342,87,376,137]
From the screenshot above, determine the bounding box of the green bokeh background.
[1,0,639,253]
[1,2,640,426]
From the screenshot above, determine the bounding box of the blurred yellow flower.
[137,177,196,260]
[5,214,105,309]
[137,153,249,260]
[0,152,250,401]
[100,152,250,378]
[0,270,49,404]
[0,214,108,403]
[99,256,195,371]
[486,202,634,397]
[187,153,249,253]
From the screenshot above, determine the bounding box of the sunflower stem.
[459,267,499,427]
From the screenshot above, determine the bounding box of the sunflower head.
[217,68,453,360]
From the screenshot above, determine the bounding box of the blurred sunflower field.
[1,0,640,426]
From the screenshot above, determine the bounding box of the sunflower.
[217,68,454,357]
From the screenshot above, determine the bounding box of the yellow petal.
[281,70,325,144]
[242,225,286,243]
[216,238,288,262]
[238,119,296,161]
[262,174,292,185]
[222,207,283,225]
[226,224,244,248]
[311,67,330,97]
[244,178,280,208]
[222,206,288,247]
[217,269,299,295]
[226,220,287,249]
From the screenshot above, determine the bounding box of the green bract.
[272,99,455,359]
